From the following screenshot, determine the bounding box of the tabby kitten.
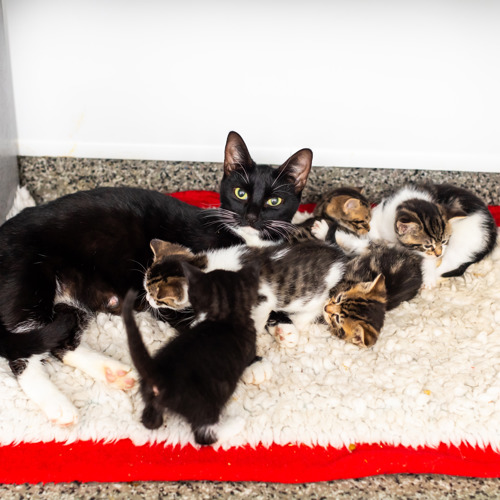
[0,131,312,425]
[323,242,423,347]
[142,239,347,348]
[369,184,497,287]
[122,261,260,446]
[291,187,371,244]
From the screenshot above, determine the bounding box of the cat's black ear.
[278,148,313,194]
[224,131,254,176]
[180,260,205,286]
[241,261,261,283]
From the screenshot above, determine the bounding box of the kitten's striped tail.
[122,290,156,386]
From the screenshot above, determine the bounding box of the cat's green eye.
[234,188,248,200]
[266,197,283,207]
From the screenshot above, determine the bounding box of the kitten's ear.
[278,148,313,194]
[396,220,420,236]
[343,198,362,213]
[446,207,467,223]
[368,274,387,297]
[224,131,254,176]
[351,324,366,347]
[352,324,378,348]
[241,261,261,283]
[180,260,205,286]
[150,239,194,261]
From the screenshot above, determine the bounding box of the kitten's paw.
[142,405,164,429]
[43,397,79,427]
[242,359,273,385]
[103,360,137,390]
[311,219,329,241]
[216,416,246,442]
[276,324,299,348]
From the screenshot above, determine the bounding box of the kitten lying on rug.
[142,239,347,352]
[323,242,423,347]
[268,186,372,341]
[292,186,371,244]
[122,262,260,445]
[0,131,312,426]
[368,183,497,287]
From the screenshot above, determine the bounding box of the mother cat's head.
[216,131,313,243]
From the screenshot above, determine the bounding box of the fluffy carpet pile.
[0,187,499,483]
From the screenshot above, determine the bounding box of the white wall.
[3,0,500,172]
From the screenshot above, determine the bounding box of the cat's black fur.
[0,131,312,373]
[122,261,260,445]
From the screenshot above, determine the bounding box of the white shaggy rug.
[1,187,499,451]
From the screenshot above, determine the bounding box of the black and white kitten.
[122,261,260,446]
[0,131,312,425]
[369,184,497,287]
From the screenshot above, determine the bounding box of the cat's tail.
[122,290,157,386]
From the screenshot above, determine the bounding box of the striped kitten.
[292,187,371,244]
[142,239,347,349]
[323,242,423,347]
[369,184,497,287]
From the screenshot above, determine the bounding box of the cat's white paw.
[216,416,246,442]
[311,219,329,241]
[42,395,79,427]
[103,360,137,390]
[63,347,137,390]
[276,324,299,348]
[242,359,273,385]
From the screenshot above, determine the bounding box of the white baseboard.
[16,140,500,173]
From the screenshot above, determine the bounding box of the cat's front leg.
[267,313,300,348]
[421,257,440,289]
[62,345,136,390]
[241,356,273,385]
[311,219,330,241]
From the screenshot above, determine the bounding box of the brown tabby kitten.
[323,242,423,347]
[323,274,386,348]
[292,187,371,244]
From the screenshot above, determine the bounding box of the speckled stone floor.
[4,156,500,498]
[18,156,500,205]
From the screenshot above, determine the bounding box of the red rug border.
[1,440,500,484]
[1,191,499,484]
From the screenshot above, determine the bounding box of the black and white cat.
[122,261,261,446]
[0,131,312,425]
